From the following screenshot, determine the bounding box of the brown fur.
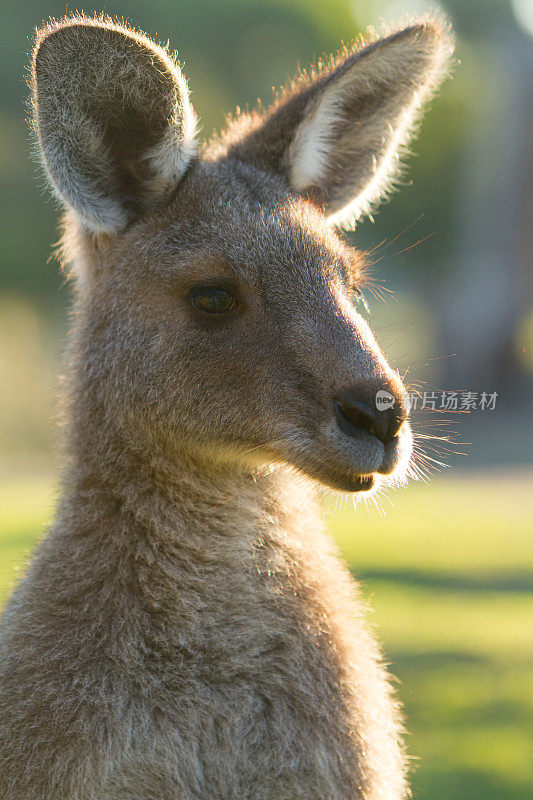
[0,13,454,799]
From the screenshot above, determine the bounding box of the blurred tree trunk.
[442,28,533,398]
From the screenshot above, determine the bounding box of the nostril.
[334,400,379,440]
[334,393,406,445]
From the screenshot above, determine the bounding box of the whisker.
[392,231,435,256]
[365,213,426,264]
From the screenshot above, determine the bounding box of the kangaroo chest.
[105,528,362,799]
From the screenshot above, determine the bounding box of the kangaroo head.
[31,15,453,493]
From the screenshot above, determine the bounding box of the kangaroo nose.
[334,386,408,445]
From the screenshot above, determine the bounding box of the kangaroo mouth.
[262,415,412,494]
[280,418,413,493]
[334,473,375,492]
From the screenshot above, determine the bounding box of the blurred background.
[1,1,532,798]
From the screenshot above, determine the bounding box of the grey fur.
[0,13,453,799]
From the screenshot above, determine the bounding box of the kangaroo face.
[31,17,453,492]
[86,161,409,493]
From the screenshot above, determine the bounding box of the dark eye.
[190,286,237,316]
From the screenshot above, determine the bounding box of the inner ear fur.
[31,16,197,233]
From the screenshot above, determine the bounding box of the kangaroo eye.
[190,286,237,316]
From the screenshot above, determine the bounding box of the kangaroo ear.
[31,16,197,233]
[219,20,454,227]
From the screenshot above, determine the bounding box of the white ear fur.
[289,86,346,196]
[142,77,198,199]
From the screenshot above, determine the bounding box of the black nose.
[334,386,408,445]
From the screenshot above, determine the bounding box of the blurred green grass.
[1,472,532,799]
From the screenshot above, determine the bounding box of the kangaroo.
[0,13,454,799]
